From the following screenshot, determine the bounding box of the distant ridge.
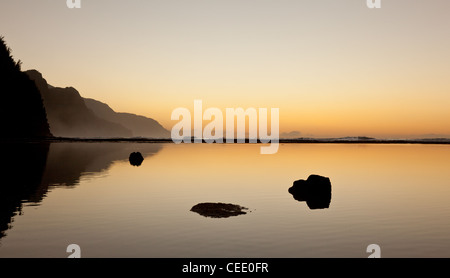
[84,98,170,139]
[26,70,170,139]
[26,70,132,138]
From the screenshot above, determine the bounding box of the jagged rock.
[289,175,332,210]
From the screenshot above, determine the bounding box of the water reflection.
[288,175,332,210]
[0,142,163,240]
[41,143,161,187]
[0,143,49,239]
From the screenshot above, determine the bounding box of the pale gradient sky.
[1,0,449,138]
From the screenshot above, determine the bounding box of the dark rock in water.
[191,203,249,218]
[129,152,144,166]
[289,175,332,210]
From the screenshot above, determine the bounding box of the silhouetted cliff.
[0,37,52,138]
[84,98,170,138]
[26,70,133,138]
[1,36,167,139]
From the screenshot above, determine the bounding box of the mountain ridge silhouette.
[84,98,170,139]
[25,69,170,139]
[26,69,133,138]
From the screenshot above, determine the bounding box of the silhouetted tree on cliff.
[0,36,52,138]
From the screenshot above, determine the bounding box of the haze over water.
[1,142,450,258]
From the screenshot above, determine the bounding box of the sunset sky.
[1,0,449,138]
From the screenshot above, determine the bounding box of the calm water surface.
[1,142,450,258]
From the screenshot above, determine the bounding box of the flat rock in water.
[191,203,249,218]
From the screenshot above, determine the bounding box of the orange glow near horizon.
[1,1,449,138]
